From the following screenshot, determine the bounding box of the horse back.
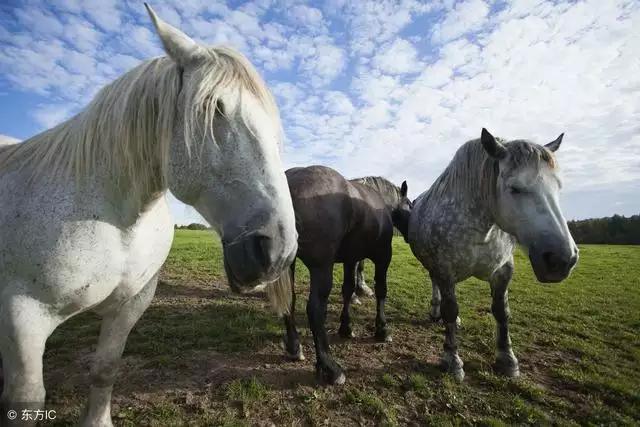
[285,165,393,265]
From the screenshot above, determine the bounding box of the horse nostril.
[249,235,274,271]
[542,251,563,272]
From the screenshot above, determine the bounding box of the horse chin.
[223,258,282,294]
[528,252,571,284]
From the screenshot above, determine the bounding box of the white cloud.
[0,0,639,224]
[372,38,422,75]
[32,104,75,129]
[431,0,491,44]
[290,5,325,32]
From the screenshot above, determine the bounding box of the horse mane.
[350,175,403,206]
[423,137,557,208]
[0,44,282,204]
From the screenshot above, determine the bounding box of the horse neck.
[354,179,398,213]
[52,114,167,222]
[429,147,500,227]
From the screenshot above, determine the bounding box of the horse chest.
[98,198,174,312]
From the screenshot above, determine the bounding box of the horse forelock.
[187,45,283,149]
[0,44,282,205]
[504,139,558,171]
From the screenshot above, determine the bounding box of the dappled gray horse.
[281,166,412,385]
[408,128,579,382]
[0,5,297,427]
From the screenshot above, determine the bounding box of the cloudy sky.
[0,0,638,224]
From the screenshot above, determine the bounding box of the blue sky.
[1,0,639,225]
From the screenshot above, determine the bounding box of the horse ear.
[145,3,205,66]
[545,133,564,152]
[400,180,408,197]
[481,127,507,159]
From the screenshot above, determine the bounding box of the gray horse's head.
[391,180,412,242]
[145,5,297,292]
[481,128,578,283]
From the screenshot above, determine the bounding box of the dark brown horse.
[281,165,412,385]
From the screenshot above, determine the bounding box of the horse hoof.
[285,348,305,361]
[339,328,355,339]
[356,283,374,298]
[495,355,520,377]
[451,368,465,382]
[440,352,464,382]
[316,365,346,385]
[429,315,443,324]
[374,330,392,343]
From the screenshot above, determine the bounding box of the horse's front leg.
[339,262,357,338]
[79,273,159,427]
[307,265,345,385]
[0,290,59,427]
[432,273,464,382]
[373,257,392,342]
[489,261,519,377]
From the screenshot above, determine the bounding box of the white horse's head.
[145,4,297,292]
[481,128,579,283]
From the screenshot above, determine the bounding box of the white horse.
[0,4,297,427]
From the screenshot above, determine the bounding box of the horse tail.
[266,260,295,317]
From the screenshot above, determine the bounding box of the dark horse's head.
[391,180,412,242]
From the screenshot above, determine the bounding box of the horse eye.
[509,186,523,195]
[216,100,225,115]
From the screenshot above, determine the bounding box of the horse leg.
[79,274,159,427]
[282,260,304,361]
[373,258,392,342]
[489,261,519,377]
[432,274,464,382]
[307,265,345,385]
[339,262,357,338]
[352,259,373,305]
[429,281,442,322]
[0,294,58,427]
[430,281,461,327]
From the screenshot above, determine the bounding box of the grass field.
[36,230,640,426]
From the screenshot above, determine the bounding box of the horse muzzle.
[528,243,579,283]
[223,233,297,293]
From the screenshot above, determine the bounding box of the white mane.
[0,45,283,202]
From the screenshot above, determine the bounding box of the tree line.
[177,214,640,245]
[567,214,640,245]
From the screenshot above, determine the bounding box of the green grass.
[39,230,640,426]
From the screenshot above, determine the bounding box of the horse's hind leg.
[432,274,465,382]
[0,294,58,427]
[307,265,345,385]
[489,261,519,377]
[283,260,304,361]
[351,259,373,305]
[339,262,357,338]
[373,257,392,342]
[429,282,461,327]
[79,274,159,427]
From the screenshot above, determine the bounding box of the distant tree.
[567,214,640,245]
[186,223,207,230]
